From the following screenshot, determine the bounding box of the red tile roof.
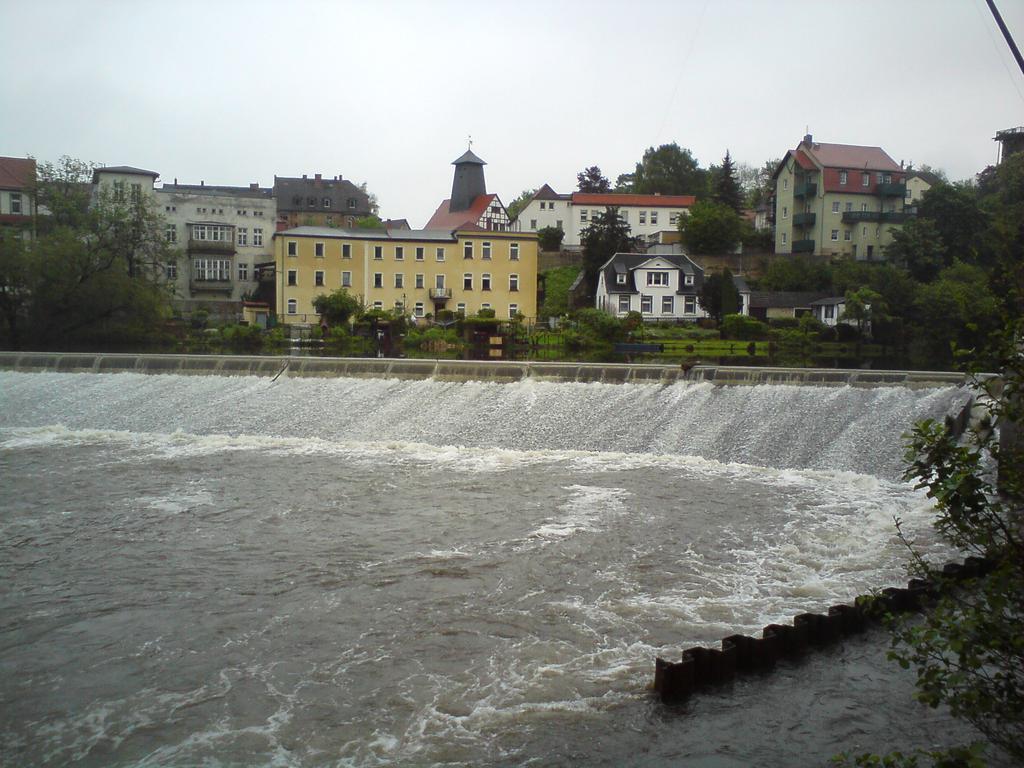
[424,193,496,230]
[794,150,816,170]
[571,192,695,207]
[0,156,36,190]
[804,142,901,172]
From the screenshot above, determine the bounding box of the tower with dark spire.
[449,148,487,212]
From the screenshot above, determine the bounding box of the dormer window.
[323,197,331,208]
[647,271,669,286]
[616,274,627,285]
[684,274,694,286]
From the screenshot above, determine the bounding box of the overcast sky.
[3,0,1023,226]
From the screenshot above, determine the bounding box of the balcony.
[429,287,452,301]
[792,239,815,253]
[842,210,882,223]
[792,212,816,226]
[877,182,906,197]
[188,238,236,254]
[189,279,234,294]
[881,211,907,223]
[793,182,817,198]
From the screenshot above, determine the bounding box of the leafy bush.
[720,313,769,340]
[314,289,362,325]
[537,226,564,251]
[572,308,624,342]
[769,317,801,329]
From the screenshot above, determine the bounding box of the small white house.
[595,250,749,321]
[810,296,846,327]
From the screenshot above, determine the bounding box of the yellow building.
[273,226,537,323]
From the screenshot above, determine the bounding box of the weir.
[0,351,969,387]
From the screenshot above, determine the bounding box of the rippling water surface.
[0,372,984,765]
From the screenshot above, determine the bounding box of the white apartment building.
[516,184,695,248]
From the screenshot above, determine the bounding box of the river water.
[0,371,986,766]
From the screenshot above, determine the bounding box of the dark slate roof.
[749,291,831,309]
[600,251,704,295]
[532,183,568,201]
[274,225,455,242]
[274,175,370,214]
[906,170,944,187]
[384,218,411,230]
[160,183,272,199]
[91,165,159,183]
[452,149,486,165]
[809,296,846,306]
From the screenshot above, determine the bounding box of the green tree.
[536,226,564,251]
[539,266,581,318]
[698,269,741,323]
[357,181,380,216]
[918,184,988,264]
[631,143,706,196]
[580,207,639,296]
[313,288,362,325]
[354,215,385,229]
[712,150,744,213]
[577,166,611,193]
[913,261,1001,365]
[839,286,888,338]
[885,218,949,282]
[680,199,742,254]
[741,158,781,208]
[506,188,536,221]
[613,172,635,193]
[889,326,1024,765]
[759,255,832,291]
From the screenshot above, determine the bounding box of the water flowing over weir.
[0,366,986,766]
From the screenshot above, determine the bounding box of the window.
[782,232,788,245]
[647,271,669,286]
[684,296,696,314]
[844,229,852,241]
[395,246,404,261]
[825,304,836,320]
[616,273,627,285]
[618,295,630,313]
[784,178,789,190]
[641,295,653,313]
[456,302,466,314]
[862,172,870,187]
[112,181,125,201]
[130,184,142,204]
[10,193,22,214]
[374,246,383,260]
[482,242,491,260]
[348,198,357,209]
[315,242,325,258]
[782,206,788,219]
[373,273,383,288]
[861,202,868,211]
[414,302,425,317]
[342,243,351,259]
[882,173,892,184]
[481,303,492,311]
[287,299,297,315]
[435,274,446,289]
[415,246,424,261]
[508,303,519,317]
[509,274,519,292]
[315,270,325,286]
[539,201,545,210]
[415,273,424,289]
[342,270,352,287]
[510,242,519,260]
[650,211,658,225]
[436,247,445,261]
[862,227,867,236]
[684,274,694,286]
[237,227,248,246]
[372,300,383,310]
[253,228,263,247]
[581,209,588,223]
[845,202,853,212]
[323,197,331,208]
[287,241,297,257]
[165,262,177,280]
[831,230,839,241]
[287,269,297,286]
[461,273,474,290]
[165,224,177,243]
[639,211,647,225]
[839,170,848,185]
[669,212,679,226]
[662,296,674,314]
[394,273,404,288]
[464,241,473,259]
[529,219,537,229]
[832,201,840,213]
[556,220,563,230]
[238,263,249,281]
[481,273,491,291]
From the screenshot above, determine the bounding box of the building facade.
[273,226,538,323]
[0,156,37,240]
[274,174,372,229]
[773,135,908,261]
[516,185,695,248]
[155,182,276,317]
[595,249,749,321]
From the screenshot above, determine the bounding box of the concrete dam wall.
[0,352,970,388]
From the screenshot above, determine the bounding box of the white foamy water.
[0,371,980,766]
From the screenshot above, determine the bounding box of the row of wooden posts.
[653,555,994,703]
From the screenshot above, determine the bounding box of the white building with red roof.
[772,134,909,260]
[0,156,37,240]
[515,184,695,249]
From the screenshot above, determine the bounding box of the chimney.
[900,160,904,169]
[314,173,322,186]
[302,174,307,180]
[200,180,204,186]
[803,133,813,145]
[174,177,177,185]
[250,182,259,190]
